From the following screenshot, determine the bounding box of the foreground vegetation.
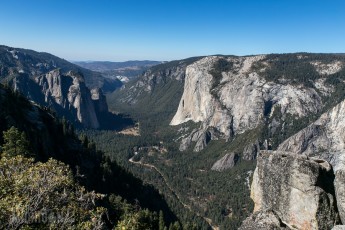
[0,86,185,229]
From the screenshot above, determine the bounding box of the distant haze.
[74,60,161,80]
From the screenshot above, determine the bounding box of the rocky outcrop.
[277,98,345,171]
[178,129,199,152]
[0,45,114,91]
[118,58,197,105]
[64,71,100,129]
[91,88,108,113]
[335,170,345,224]
[110,53,345,152]
[0,45,119,129]
[170,55,325,151]
[276,94,345,228]
[242,140,260,161]
[15,69,101,129]
[211,152,239,171]
[277,124,329,156]
[170,56,219,126]
[249,151,338,230]
[311,61,343,75]
[239,210,290,230]
[332,226,345,230]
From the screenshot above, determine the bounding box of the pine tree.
[159,210,166,230]
[169,221,181,230]
[1,126,30,157]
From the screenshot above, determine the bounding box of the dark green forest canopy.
[0,85,183,229]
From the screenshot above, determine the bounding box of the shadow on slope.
[0,85,178,226]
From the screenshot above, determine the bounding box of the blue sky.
[0,0,344,61]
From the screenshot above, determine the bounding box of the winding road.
[129,156,219,230]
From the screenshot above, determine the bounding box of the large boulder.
[249,151,338,230]
[239,210,290,230]
[335,170,345,224]
[332,226,345,230]
[211,152,239,171]
[242,140,260,161]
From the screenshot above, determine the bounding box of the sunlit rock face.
[278,97,345,172]
[0,45,114,129]
[171,55,328,152]
[248,151,338,230]
[15,69,101,129]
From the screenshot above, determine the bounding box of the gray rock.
[278,98,345,171]
[251,151,338,230]
[14,69,101,128]
[277,124,329,156]
[91,88,108,113]
[211,152,239,171]
[61,71,100,129]
[170,55,324,151]
[242,140,260,161]
[0,45,117,129]
[118,60,188,105]
[239,210,290,230]
[333,226,345,230]
[193,131,211,152]
[335,170,345,224]
[178,129,202,151]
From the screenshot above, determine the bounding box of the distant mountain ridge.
[74,60,161,80]
[0,45,122,91]
[0,45,131,129]
[74,60,161,71]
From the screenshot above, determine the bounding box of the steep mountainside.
[112,53,345,155]
[14,69,100,128]
[108,57,203,125]
[0,45,129,129]
[102,53,345,229]
[170,54,345,153]
[277,96,345,171]
[0,45,122,91]
[0,85,178,229]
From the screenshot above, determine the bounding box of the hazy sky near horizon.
[0,0,344,61]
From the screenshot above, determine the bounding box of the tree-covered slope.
[95,53,345,229]
[0,45,132,130]
[107,57,203,127]
[0,84,182,229]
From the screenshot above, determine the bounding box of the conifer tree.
[1,126,30,157]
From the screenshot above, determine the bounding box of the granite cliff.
[111,53,345,173]
[0,45,114,129]
[0,45,121,91]
[276,96,345,228]
[116,57,202,105]
[241,151,339,230]
[11,69,102,129]
[87,53,345,228]
[277,97,345,171]
[170,55,345,152]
